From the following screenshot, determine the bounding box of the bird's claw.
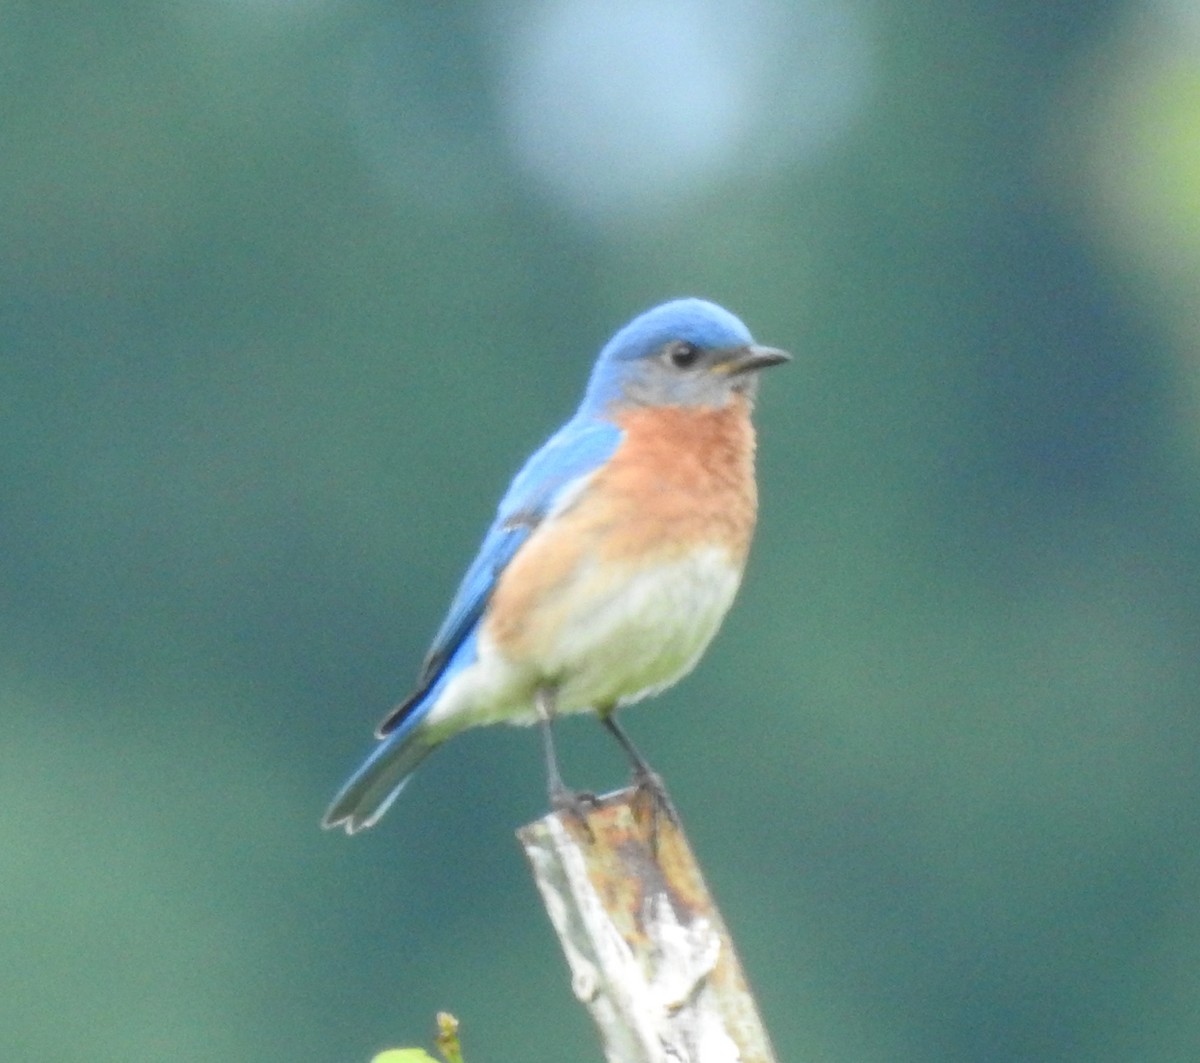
[631,768,681,853]
[550,783,599,839]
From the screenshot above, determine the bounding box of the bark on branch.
[517,786,778,1063]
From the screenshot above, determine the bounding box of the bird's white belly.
[546,545,742,712]
[427,545,742,731]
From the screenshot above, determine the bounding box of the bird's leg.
[601,712,680,828]
[536,687,570,806]
[535,687,596,825]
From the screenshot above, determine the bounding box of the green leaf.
[370,1050,439,1063]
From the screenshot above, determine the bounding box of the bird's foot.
[549,781,598,839]
[632,766,679,822]
[631,767,681,853]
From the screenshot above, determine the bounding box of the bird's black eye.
[666,341,700,369]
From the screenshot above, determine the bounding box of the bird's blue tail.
[322,710,438,834]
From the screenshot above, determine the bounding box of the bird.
[323,297,788,834]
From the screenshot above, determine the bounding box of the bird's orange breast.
[587,395,759,563]
[485,397,759,656]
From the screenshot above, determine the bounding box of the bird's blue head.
[581,298,789,413]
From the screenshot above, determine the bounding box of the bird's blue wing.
[376,415,621,736]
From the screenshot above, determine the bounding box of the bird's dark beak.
[724,344,791,375]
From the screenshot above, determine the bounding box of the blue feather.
[376,415,621,738]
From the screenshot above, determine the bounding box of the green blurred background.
[4,2,1200,1060]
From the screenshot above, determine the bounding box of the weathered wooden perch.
[517,786,778,1063]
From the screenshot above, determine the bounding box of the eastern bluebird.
[323,298,788,833]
